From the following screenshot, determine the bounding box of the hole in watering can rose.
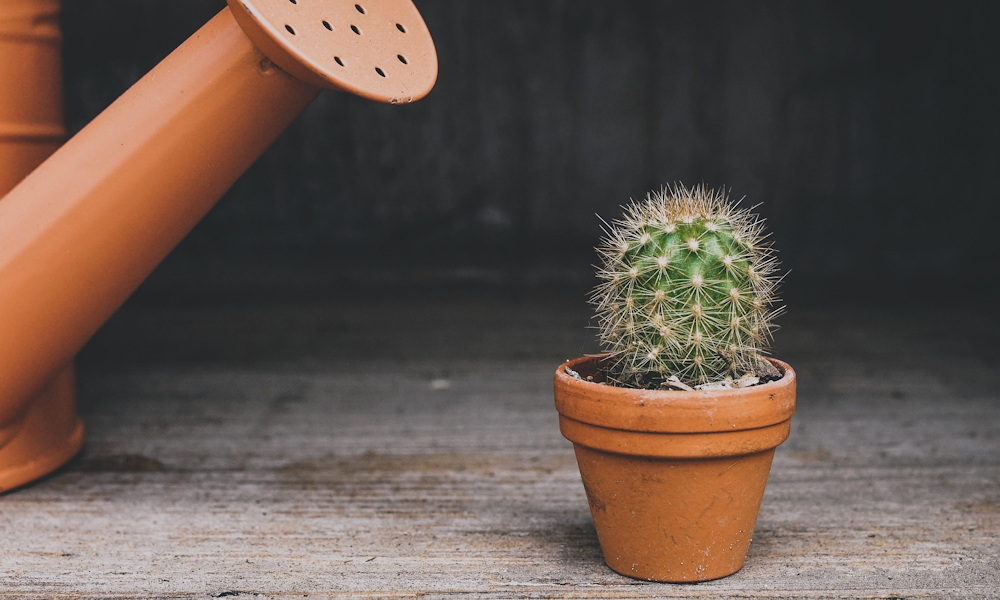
[288,0,296,4]
[396,23,407,33]
[351,24,361,35]
[355,4,366,14]
[375,67,386,77]
[284,24,296,35]
[334,56,345,67]
[397,54,408,64]
[322,20,332,31]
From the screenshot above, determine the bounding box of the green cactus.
[592,184,783,388]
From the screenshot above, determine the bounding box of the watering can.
[0,0,437,492]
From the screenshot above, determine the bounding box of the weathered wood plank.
[58,1,1000,285]
[1,285,997,598]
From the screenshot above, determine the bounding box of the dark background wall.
[60,1,999,300]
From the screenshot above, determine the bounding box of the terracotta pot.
[553,354,796,582]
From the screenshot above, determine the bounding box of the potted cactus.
[554,184,796,582]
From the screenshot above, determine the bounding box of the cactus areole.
[593,185,783,388]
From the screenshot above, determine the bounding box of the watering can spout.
[0,0,437,492]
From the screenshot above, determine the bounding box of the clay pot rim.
[554,354,796,434]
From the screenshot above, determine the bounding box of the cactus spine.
[592,185,782,388]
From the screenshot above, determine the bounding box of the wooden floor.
[1,276,997,599]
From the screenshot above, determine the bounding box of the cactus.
[592,184,783,388]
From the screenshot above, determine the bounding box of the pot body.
[554,354,796,582]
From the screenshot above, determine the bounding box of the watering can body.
[0,0,83,491]
[0,0,436,492]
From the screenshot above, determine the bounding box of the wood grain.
[1,283,997,598]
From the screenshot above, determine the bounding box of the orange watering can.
[0,0,437,492]
[0,0,78,492]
